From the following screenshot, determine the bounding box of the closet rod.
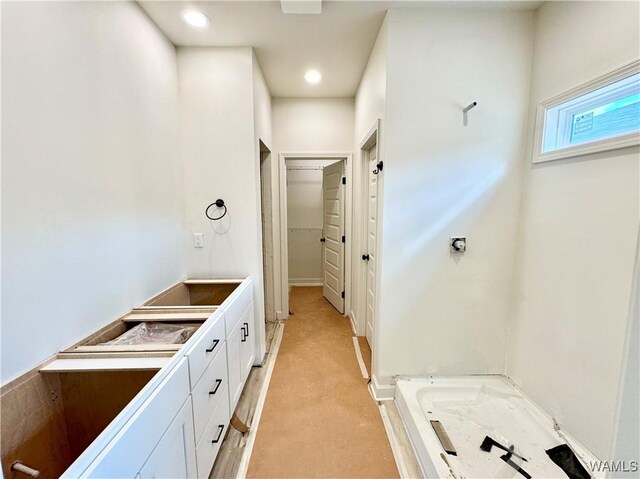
[286,166,324,171]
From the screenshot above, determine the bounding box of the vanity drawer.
[196,386,230,478]
[192,342,228,444]
[184,312,226,388]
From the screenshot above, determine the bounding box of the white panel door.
[322,161,345,313]
[138,397,197,479]
[365,144,378,348]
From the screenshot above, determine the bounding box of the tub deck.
[395,376,602,479]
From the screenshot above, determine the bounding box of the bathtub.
[395,376,602,479]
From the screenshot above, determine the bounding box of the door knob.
[362,254,370,261]
[320,237,326,243]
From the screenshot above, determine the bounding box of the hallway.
[247,287,399,478]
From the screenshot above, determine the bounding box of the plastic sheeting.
[101,322,197,345]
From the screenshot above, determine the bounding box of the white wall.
[272,98,354,153]
[253,54,273,154]
[506,1,640,460]
[178,47,255,278]
[1,1,184,383]
[177,47,270,363]
[372,9,534,386]
[354,18,388,146]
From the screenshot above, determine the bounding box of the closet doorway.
[278,154,353,318]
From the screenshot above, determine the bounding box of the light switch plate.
[193,233,204,248]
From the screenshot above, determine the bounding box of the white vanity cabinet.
[50,277,259,479]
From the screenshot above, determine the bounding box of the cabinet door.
[226,322,243,411]
[239,302,255,379]
[195,387,230,478]
[138,397,197,479]
[82,359,190,478]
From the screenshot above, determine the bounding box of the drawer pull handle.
[212,425,224,444]
[206,339,220,353]
[241,323,249,342]
[209,379,222,395]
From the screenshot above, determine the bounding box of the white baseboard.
[348,311,357,335]
[276,310,288,320]
[370,374,396,401]
[289,279,323,287]
[351,337,369,379]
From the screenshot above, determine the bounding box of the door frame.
[259,143,275,322]
[356,120,383,352]
[275,152,353,320]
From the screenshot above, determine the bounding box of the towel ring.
[205,199,227,221]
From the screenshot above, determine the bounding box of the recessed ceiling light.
[304,69,322,84]
[181,10,210,28]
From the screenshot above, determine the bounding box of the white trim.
[278,156,289,318]
[378,403,414,479]
[276,152,353,319]
[348,311,357,336]
[369,374,395,401]
[533,59,640,164]
[275,310,287,321]
[236,322,285,479]
[357,122,381,333]
[183,278,245,284]
[359,120,380,150]
[356,119,383,384]
[352,337,369,379]
[288,279,323,287]
[608,225,640,476]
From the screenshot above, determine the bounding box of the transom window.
[534,61,640,163]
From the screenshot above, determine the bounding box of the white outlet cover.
[193,233,204,248]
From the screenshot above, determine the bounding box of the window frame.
[533,60,640,164]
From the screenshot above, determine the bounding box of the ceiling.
[140,1,542,98]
